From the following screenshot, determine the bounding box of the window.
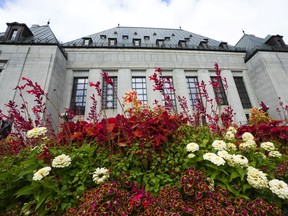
[199,40,208,48]
[71,77,88,115]
[178,40,186,48]
[211,77,228,105]
[10,29,18,41]
[132,77,147,106]
[133,39,141,46]
[100,35,107,39]
[102,77,117,109]
[186,77,200,109]
[164,37,170,41]
[156,39,164,47]
[162,76,177,109]
[108,38,117,46]
[122,35,129,40]
[83,37,92,46]
[219,42,228,49]
[144,36,150,40]
[234,77,252,109]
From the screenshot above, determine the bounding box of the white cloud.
[0,0,288,45]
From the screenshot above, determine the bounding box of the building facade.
[0,22,287,128]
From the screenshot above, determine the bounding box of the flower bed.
[0,65,287,215]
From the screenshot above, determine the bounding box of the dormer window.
[108,38,117,46]
[100,35,107,39]
[133,39,141,46]
[82,37,92,46]
[219,42,228,49]
[178,40,186,48]
[199,40,208,48]
[156,39,164,47]
[184,37,190,41]
[9,29,18,41]
[122,35,129,40]
[165,37,170,41]
[144,36,150,40]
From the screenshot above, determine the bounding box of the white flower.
[203,152,215,160]
[32,166,51,181]
[227,126,237,134]
[92,167,109,184]
[186,142,199,152]
[224,131,235,140]
[26,127,47,139]
[260,142,275,151]
[203,153,225,166]
[212,140,227,151]
[246,166,268,189]
[268,151,282,158]
[227,154,249,167]
[210,155,226,166]
[242,132,254,142]
[239,140,256,151]
[188,153,196,158]
[268,179,288,199]
[52,154,72,168]
[217,150,231,160]
[227,142,237,151]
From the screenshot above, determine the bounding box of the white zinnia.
[242,132,254,142]
[239,140,256,151]
[212,140,227,151]
[32,166,51,181]
[227,142,237,151]
[52,154,72,168]
[186,142,199,153]
[203,153,225,166]
[260,142,275,151]
[227,126,237,134]
[268,179,288,199]
[26,127,48,138]
[268,151,282,158]
[217,150,231,160]
[246,166,268,189]
[228,154,249,167]
[92,167,109,184]
[224,131,235,140]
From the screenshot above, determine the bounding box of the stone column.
[85,69,103,119]
[62,69,74,112]
[172,69,191,111]
[197,69,215,116]
[146,69,162,107]
[117,69,132,114]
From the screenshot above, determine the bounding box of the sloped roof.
[0,23,58,44]
[63,26,240,51]
[235,34,271,51]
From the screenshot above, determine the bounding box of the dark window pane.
[71,77,88,115]
[211,77,228,105]
[234,77,252,109]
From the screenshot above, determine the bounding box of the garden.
[0,63,287,215]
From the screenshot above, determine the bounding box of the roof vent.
[153,32,157,36]
[114,31,118,35]
[134,32,138,35]
[172,33,175,36]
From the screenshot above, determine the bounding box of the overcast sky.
[0,0,287,45]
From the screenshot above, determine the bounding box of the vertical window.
[234,77,252,109]
[102,77,117,109]
[186,77,200,109]
[132,77,147,105]
[108,38,117,46]
[211,77,228,105]
[10,29,18,41]
[71,77,88,115]
[162,76,177,109]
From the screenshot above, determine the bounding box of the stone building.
[0,22,287,128]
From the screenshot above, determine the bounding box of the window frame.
[186,76,200,109]
[132,77,147,106]
[234,76,252,109]
[211,76,228,105]
[102,76,118,109]
[70,77,88,115]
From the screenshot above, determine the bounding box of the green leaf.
[15,185,35,198]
